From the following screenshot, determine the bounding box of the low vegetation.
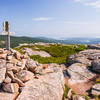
[30,55,66,64]
[62,84,71,100]
[62,84,77,100]
[96,78,100,84]
[15,44,86,64]
[83,95,89,100]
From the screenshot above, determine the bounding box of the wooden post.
[6,32,10,50]
[2,21,14,50]
[3,21,10,50]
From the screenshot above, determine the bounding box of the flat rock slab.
[88,44,100,50]
[67,49,100,66]
[17,67,65,100]
[0,92,19,100]
[22,48,51,57]
[67,63,95,84]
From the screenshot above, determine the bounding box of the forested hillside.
[0,35,54,48]
[1,35,100,48]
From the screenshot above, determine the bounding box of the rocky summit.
[65,45,100,100]
[0,44,100,100]
[0,48,65,100]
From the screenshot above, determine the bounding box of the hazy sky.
[0,0,100,38]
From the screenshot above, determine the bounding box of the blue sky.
[0,0,100,38]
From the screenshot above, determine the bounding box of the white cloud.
[74,0,85,2]
[73,0,100,9]
[64,21,89,25]
[32,17,53,21]
[86,1,100,8]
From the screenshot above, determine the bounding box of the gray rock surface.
[91,60,100,73]
[25,59,37,72]
[67,63,95,84]
[2,83,19,93]
[0,48,65,100]
[0,59,6,85]
[16,70,34,82]
[17,67,65,100]
[67,49,100,66]
[88,44,100,50]
[22,48,51,57]
[91,84,100,95]
[0,92,19,100]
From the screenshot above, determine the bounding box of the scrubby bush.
[15,44,86,64]
[30,55,66,64]
[36,45,76,57]
[74,45,86,51]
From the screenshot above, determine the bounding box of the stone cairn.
[0,48,65,100]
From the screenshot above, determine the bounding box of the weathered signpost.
[2,21,13,50]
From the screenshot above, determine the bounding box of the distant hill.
[1,35,100,48]
[0,35,56,48]
[57,38,100,44]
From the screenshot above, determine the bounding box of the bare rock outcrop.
[67,63,95,84]
[2,83,19,93]
[91,60,100,73]
[88,44,100,50]
[0,48,65,100]
[67,49,100,66]
[0,92,19,100]
[17,67,65,100]
[66,48,100,99]
[22,48,51,57]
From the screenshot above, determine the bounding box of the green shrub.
[15,44,86,64]
[14,48,24,54]
[30,55,66,64]
[74,45,86,52]
[36,45,76,57]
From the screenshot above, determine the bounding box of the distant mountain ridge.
[0,35,56,48]
[0,35,100,48]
